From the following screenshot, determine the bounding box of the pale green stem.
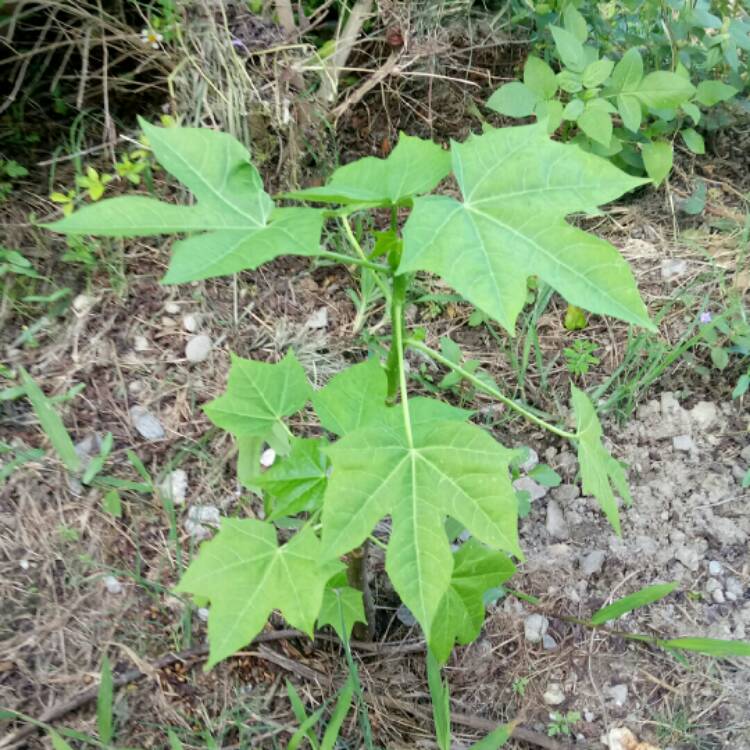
[393,280,414,447]
[407,339,578,441]
[318,249,388,273]
[339,218,393,301]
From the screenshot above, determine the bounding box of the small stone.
[130,405,165,441]
[660,258,688,280]
[197,607,209,622]
[513,476,548,501]
[74,434,101,465]
[741,445,750,464]
[672,434,694,452]
[546,500,570,540]
[161,316,176,327]
[551,483,580,503]
[580,550,607,576]
[19,559,30,570]
[543,683,565,706]
[524,613,549,643]
[165,301,180,314]
[134,335,150,352]
[104,576,123,594]
[519,447,539,473]
[396,603,417,627]
[712,588,726,604]
[72,293,93,312]
[260,448,276,468]
[726,577,743,601]
[706,577,722,593]
[690,401,718,430]
[708,560,723,576]
[185,334,212,363]
[182,313,200,333]
[185,504,221,540]
[542,633,557,650]
[606,683,628,706]
[675,545,702,571]
[305,307,328,329]
[159,469,188,506]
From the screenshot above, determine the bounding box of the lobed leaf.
[321,398,521,640]
[176,519,341,667]
[400,123,654,335]
[571,384,631,534]
[430,539,516,663]
[204,350,311,437]
[45,119,324,283]
[286,133,451,206]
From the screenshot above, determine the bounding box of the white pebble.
[543,683,565,706]
[134,335,150,352]
[164,301,180,314]
[185,334,212,363]
[260,448,276,468]
[130,405,165,441]
[19,559,30,570]
[708,560,723,576]
[105,576,123,594]
[182,313,200,333]
[524,613,549,643]
[197,607,210,622]
[305,307,328,329]
[159,469,188,506]
[672,434,694,452]
[73,293,93,312]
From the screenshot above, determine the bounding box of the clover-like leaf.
[258,437,329,520]
[204,350,312,437]
[321,398,521,639]
[176,519,340,668]
[45,119,324,283]
[571,384,631,535]
[317,571,366,640]
[400,123,654,335]
[430,539,516,663]
[286,133,451,206]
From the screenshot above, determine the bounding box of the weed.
[564,339,601,376]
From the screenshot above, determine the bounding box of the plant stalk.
[406,339,578,441]
[385,273,409,406]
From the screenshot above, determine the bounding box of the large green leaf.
[176,519,340,667]
[286,133,451,206]
[571,384,631,534]
[550,25,586,72]
[399,123,654,334]
[204,351,312,437]
[321,398,520,639]
[610,48,644,92]
[430,539,516,663]
[524,56,558,100]
[258,437,329,520]
[633,72,695,110]
[45,119,324,283]
[694,80,737,106]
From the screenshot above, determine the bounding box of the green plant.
[564,338,600,376]
[43,118,750,742]
[547,710,581,738]
[0,158,28,200]
[489,5,739,183]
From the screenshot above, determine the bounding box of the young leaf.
[19,366,81,474]
[486,82,539,118]
[617,94,642,131]
[534,99,564,134]
[317,572,366,640]
[400,123,654,335]
[549,26,586,72]
[45,119,324,283]
[659,637,750,658]
[590,581,678,625]
[102,489,122,518]
[176,519,341,668]
[577,106,613,146]
[633,72,695,110]
[563,98,585,120]
[571,385,631,534]
[469,724,513,749]
[695,80,737,106]
[429,539,516,663]
[524,57,558,100]
[610,48,644,92]
[563,5,588,42]
[681,128,705,155]
[286,133,451,206]
[204,351,311,437]
[682,101,701,125]
[582,59,614,89]
[641,140,673,186]
[97,655,114,745]
[258,438,329,520]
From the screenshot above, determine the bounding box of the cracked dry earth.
[476,390,750,749]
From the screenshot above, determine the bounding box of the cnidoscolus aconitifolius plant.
[46,117,655,670]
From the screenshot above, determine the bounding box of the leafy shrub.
[492,3,742,182]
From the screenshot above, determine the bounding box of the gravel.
[185,334,212,363]
[545,499,570,540]
[130,405,165,441]
[524,613,549,643]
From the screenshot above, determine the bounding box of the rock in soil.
[580,549,607,576]
[543,682,566,706]
[545,499,570,540]
[185,334,212,363]
[513,476,548,501]
[130,405,165,441]
[523,613,549,643]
